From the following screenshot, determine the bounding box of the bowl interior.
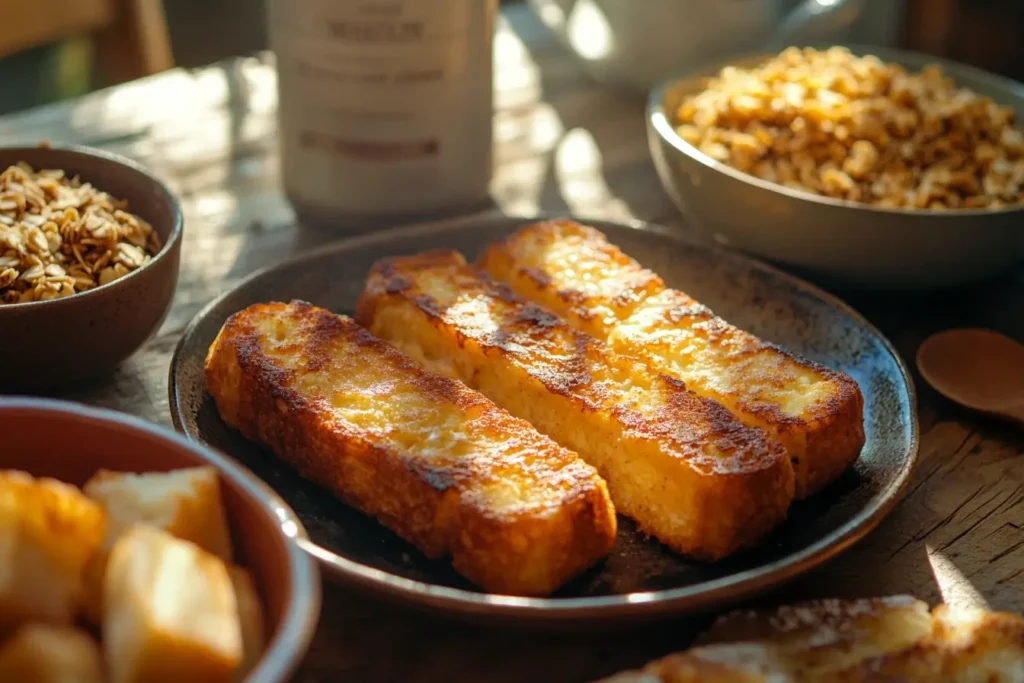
[0,400,316,682]
[653,45,1024,210]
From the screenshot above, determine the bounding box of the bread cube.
[84,466,234,561]
[0,470,106,627]
[81,466,234,624]
[227,566,265,681]
[0,624,105,683]
[103,524,243,683]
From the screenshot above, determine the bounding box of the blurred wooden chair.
[0,0,174,85]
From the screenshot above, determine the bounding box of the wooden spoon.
[916,328,1024,425]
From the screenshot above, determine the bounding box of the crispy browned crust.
[356,251,794,561]
[478,220,865,498]
[601,597,1024,682]
[481,221,665,335]
[628,289,866,499]
[204,301,617,596]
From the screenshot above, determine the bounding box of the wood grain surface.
[1,6,1021,682]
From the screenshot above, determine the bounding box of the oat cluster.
[674,47,1024,209]
[0,162,161,305]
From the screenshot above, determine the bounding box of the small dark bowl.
[0,397,321,683]
[0,145,182,391]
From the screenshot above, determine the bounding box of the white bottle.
[268,0,497,230]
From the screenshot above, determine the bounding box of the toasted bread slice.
[103,525,243,683]
[0,470,107,628]
[0,624,105,683]
[204,301,616,595]
[356,251,793,561]
[601,596,1024,682]
[478,220,865,498]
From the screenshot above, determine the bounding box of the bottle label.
[270,0,494,215]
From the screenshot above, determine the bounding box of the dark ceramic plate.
[169,215,918,625]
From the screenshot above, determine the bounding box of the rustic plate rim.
[169,212,919,623]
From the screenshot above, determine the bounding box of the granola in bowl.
[673,47,1024,210]
[0,162,162,305]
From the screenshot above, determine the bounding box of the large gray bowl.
[648,46,1024,290]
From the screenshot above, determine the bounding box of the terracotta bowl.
[0,397,321,683]
[0,145,183,391]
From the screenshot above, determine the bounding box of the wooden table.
[2,6,1022,681]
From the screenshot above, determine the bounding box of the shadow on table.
[303,585,709,683]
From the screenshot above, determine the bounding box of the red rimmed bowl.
[0,397,321,683]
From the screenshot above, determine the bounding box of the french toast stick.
[356,251,794,561]
[204,301,617,596]
[478,220,865,498]
[602,596,1024,682]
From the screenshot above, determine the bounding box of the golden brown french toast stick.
[478,220,865,498]
[204,301,616,596]
[356,251,794,561]
[602,597,1024,682]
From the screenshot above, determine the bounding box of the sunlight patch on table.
[927,544,991,610]
[191,190,240,222]
[67,56,275,149]
[555,127,633,220]
[535,1,566,31]
[179,231,246,292]
[566,0,614,61]
[494,14,543,110]
[494,102,565,162]
[492,103,566,214]
[176,190,244,282]
[530,104,565,150]
[492,157,549,215]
